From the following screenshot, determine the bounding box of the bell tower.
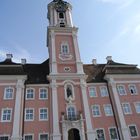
[47,0,73,27]
[47,0,95,140]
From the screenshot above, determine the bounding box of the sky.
[0,0,140,67]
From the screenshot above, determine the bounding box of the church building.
[0,0,140,140]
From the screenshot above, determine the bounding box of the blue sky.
[0,0,140,67]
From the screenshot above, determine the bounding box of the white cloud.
[0,42,31,63]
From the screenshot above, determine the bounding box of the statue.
[67,87,72,98]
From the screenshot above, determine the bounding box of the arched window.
[59,12,64,19]
[67,106,76,120]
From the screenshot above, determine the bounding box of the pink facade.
[0,0,140,140]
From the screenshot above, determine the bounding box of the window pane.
[25,135,32,140]
[40,134,48,140]
[89,87,96,97]
[40,89,47,99]
[129,85,137,95]
[96,129,105,140]
[25,109,34,120]
[104,104,113,116]
[92,105,100,116]
[135,102,140,113]
[2,109,11,121]
[117,85,126,95]
[26,89,34,99]
[129,126,138,137]
[40,109,48,120]
[0,136,9,140]
[100,87,108,97]
[109,128,118,139]
[122,103,131,114]
[5,87,13,99]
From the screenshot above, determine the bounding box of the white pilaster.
[72,31,84,74]
[69,8,73,27]
[11,78,26,140]
[54,10,57,26]
[80,79,96,140]
[51,79,61,140]
[51,31,57,74]
[106,77,131,140]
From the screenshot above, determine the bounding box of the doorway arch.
[68,128,80,140]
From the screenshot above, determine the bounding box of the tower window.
[59,12,64,19]
[61,43,69,54]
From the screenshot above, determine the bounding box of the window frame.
[61,42,69,55]
[24,134,34,140]
[4,87,14,100]
[134,102,140,114]
[0,135,10,140]
[66,105,77,120]
[122,103,132,115]
[39,108,48,121]
[39,88,48,100]
[58,12,65,19]
[96,128,106,140]
[91,105,101,117]
[39,133,49,140]
[26,88,35,100]
[128,124,139,138]
[128,84,137,95]
[88,86,97,98]
[25,108,34,121]
[100,86,108,97]
[1,108,12,122]
[108,127,119,140]
[117,85,126,96]
[103,104,113,116]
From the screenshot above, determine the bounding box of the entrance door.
[68,128,80,140]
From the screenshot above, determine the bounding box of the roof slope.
[0,58,50,84]
[83,60,140,83]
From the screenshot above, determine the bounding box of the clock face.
[54,0,68,12]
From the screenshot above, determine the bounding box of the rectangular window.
[39,88,48,99]
[96,129,105,140]
[100,86,108,97]
[26,88,34,100]
[104,104,113,116]
[4,87,14,99]
[89,87,97,97]
[122,103,132,115]
[25,108,34,121]
[129,84,137,95]
[117,85,126,95]
[109,127,119,140]
[134,102,140,113]
[24,135,33,140]
[92,105,101,117]
[129,125,138,138]
[39,108,48,121]
[0,136,9,140]
[39,134,48,140]
[1,108,12,122]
